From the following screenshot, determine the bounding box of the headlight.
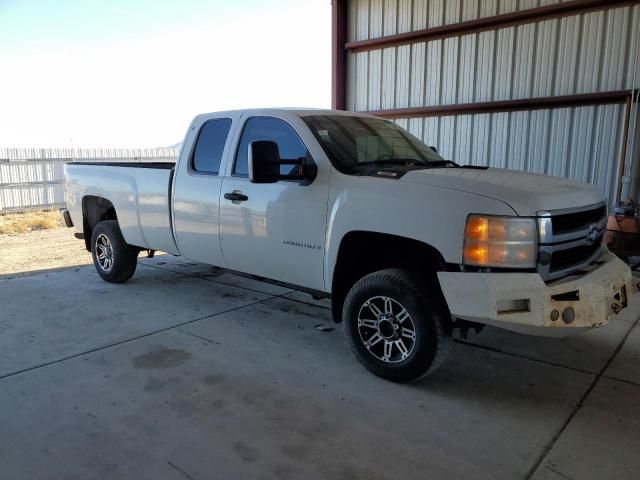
[463,215,537,268]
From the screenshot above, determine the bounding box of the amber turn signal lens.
[463,243,489,264]
[464,216,489,241]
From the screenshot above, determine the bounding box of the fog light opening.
[497,299,531,314]
[550,309,559,322]
[551,290,579,302]
[562,307,576,324]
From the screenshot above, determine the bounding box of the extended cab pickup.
[62,108,633,382]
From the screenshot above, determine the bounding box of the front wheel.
[342,269,451,382]
[90,220,139,283]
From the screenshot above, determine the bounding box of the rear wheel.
[343,268,451,382]
[90,220,139,283]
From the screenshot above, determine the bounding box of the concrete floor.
[1,256,639,480]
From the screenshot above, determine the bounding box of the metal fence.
[0,147,180,212]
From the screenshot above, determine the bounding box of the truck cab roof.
[194,108,376,122]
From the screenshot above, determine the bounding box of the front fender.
[323,172,516,292]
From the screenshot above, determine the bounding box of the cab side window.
[234,117,309,177]
[191,118,232,174]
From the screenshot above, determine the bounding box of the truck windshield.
[302,114,447,174]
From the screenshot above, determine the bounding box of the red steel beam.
[345,0,640,53]
[364,90,636,119]
[331,0,347,110]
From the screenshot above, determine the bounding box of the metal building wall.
[343,0,640,207]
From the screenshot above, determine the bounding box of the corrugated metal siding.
[391,103,625,205]
[348,0,575,40]
[0,147,179,211]
[345,1,640,207]
[626,107,640,200]
[347,5,640,106]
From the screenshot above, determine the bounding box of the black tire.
[90,220,139,283]
[342,268,451,382]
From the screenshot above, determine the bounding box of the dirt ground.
[0,227,93,277]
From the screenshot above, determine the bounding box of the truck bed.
[64,162,179,254]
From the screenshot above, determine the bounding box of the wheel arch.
[330,231,448,323]
[82,196,118,251]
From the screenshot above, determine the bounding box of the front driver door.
[219,114,329,291]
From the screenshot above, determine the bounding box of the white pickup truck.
[62,108,633,382]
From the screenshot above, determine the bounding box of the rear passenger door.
[172,113,238,266]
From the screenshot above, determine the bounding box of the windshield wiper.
[353,158,459,169]
[354,158,431,168]
[426,160,459,168]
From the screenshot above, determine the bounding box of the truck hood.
[399,167,604,216]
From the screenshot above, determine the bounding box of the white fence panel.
[0,147,179,212]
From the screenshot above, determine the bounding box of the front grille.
[551,206,607,234]
[549,240,603,272]
[537,202,607,281]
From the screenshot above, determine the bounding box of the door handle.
[224,191,248,202]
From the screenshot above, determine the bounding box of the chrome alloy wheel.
[357,296,417,363]
[95,233,114,273]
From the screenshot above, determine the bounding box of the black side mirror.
[429,146,438,154]
[249,140,280,184]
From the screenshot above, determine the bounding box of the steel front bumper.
[437,250,634,337]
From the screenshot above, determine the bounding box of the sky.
[0,0,331,147]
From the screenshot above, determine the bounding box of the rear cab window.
[191,118,232,174]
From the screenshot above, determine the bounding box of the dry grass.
[0,226,92,276]
[0,210,63,235]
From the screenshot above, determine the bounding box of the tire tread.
[91,220,138,283]
[343,268,451,382]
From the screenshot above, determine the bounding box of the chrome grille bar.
[536,201,607,281]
